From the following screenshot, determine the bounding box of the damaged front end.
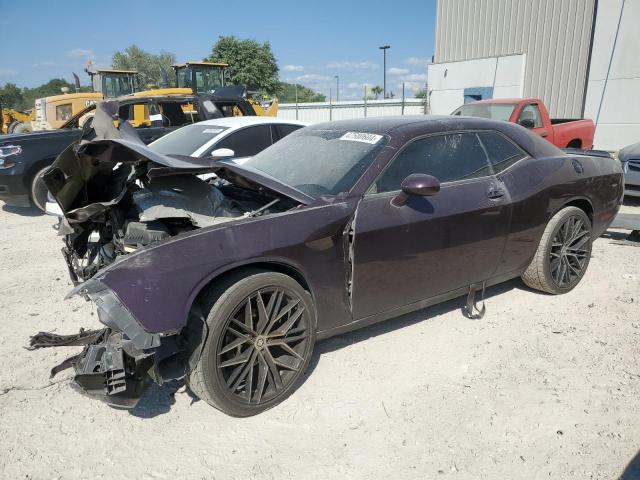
[31,101,301,408]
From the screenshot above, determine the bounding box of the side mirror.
[518,118,535,129]
[391,173,440,207]
[209,148,235,159]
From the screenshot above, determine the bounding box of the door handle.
[540,132,548,138]
[487,184,506,199]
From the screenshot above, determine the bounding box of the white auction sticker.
[202,128,224,134]
[339,132,383,144]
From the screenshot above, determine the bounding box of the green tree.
[0,83,24,109]
[112,45,176,89]
[370,85,383,99]
[21,78,82,110]
[414,88,428,99]
[277,82,325,103]
[206,36,279,94]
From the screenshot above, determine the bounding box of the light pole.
[379,45,390,99]
[334,75,339,102]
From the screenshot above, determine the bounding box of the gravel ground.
[0,201,639,480]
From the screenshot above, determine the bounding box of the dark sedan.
[1,94,214,211]
[32,114,624,416]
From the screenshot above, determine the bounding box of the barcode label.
[339,132,383,144]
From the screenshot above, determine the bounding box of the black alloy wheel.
[188,271,316,416]
[549,214,591,288]
[216,286,311,405]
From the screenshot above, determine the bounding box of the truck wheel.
[12,122,32,134]
[522,206,592,294]
[30,166,51,212]
[188,271,316,417]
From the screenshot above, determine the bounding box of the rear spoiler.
[563,148,613,159]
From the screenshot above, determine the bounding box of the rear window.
[453,103,517,121]
[477,131,527,172]
[149,124,229,156]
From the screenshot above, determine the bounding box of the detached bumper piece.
[28,328,154,409]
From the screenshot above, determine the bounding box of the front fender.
[96,200,358,333]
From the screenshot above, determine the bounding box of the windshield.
[452,103,517,121]
[149,124,229,156]
[243,128,388,198]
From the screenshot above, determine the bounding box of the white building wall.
[427,54,525,114]
[434,0,596,118]
[584,0,640,150]
[277,99,425,123]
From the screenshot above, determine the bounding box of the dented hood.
[43,101,313,222]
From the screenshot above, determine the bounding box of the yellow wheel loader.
[31,69,140,131]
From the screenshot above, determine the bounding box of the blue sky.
[0,0,436,99]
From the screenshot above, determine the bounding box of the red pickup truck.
[452,98,594,150]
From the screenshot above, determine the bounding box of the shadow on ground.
[619,450,640,480]
[1,204,43,217]
[127,278,524,418]
[306,278,523,376]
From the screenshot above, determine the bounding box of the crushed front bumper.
[70,330,155,408]
[29,280,195,409]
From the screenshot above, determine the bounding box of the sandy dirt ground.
[0,200,639,480]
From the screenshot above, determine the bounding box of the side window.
[158,101,198,127]
[376,133,492,193]
[477,132,527,173]
[517,104,543,128]
[216,125,273,158]
[273,124,303,141]
[56,104,72,121]
[118,104,133,122]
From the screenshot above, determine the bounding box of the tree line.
[0,36,327,111]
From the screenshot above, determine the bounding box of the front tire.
[30,166,51,212]
[522,206,592,294]
[188,271,316,417]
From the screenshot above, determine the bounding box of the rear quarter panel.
[497,153,622,275]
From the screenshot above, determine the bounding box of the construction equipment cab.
[86,68,139,98]
[173,61,227,94]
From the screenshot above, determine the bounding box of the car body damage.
[32,101,314,407]
[31,112,623,413]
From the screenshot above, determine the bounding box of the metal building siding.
[434,0,596,117]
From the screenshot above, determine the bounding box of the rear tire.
[188,271,316,417]
[522,206,592,294]
[30,166,50,212]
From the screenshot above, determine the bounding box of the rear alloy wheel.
[188,272,316,416]
[30,166,51,212]
[522,206,592,294]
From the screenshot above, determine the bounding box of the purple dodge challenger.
[33,106,623,416]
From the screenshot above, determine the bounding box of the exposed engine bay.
[61,174,291,283]
[44,101,298,283]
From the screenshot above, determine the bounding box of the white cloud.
[65,48,94,59]
[347,82,362,89]
[33,61,56,68]
[290,74,330,82]
[404,57,431,67]
[0,68,17,76]
[326,61,378,71]
[388,67,409,76]
[405,73,427,82]
[283,64,304,72]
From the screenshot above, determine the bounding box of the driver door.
[351,132,511,320]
